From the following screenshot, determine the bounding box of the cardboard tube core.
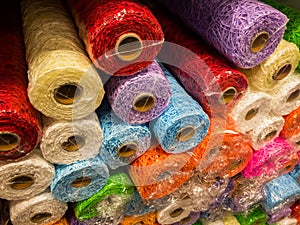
[287,89,300,103]
[245,107,259,121]
[0,133,20,152]
[30,213,52,223]
[280,158,297,174]
[54,84,82,105]
[219,87,237,104]
[62,135,85,152]
[10,175,34,190]
[71,177,92,188]
[181,216,192,224]
[263,130,277,142]
[177,126,196,142]
[250,31,270,53]
[228,159,243,171]
[116,33,143,61]
[273,64,292,80]
[170,208,184,218]
[133,93,156,112]
[117,142,138,158]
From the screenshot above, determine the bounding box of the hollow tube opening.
[54,84,82,105]
[219,87,237,105]
[10,175,34,190]
[273,64,292,80]
[177,126,196,142]
[117,143,138,158]
[228,159,243,171]
[30,213,52,223]
[71,177,92,189]
[170,208,184,218]
[287,89,300,103]
[263,130,277,142]
[0,133,20,152]
[116,33,143,61]
[245,107,259,121]
[250,31,270,53]
[62,135,85,152]
[133,93,156,112]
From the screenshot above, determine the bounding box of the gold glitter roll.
[21,0,104,120]
[241,39,300,92]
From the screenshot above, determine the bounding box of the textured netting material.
[0,150,54,201]
[0,0,42,161]
[150,65,210,153]
[9,190,68,225]
[74,173,134,225]
[261,0,300,70]
[67,0,164,76]
[106,60,171,124]
[21,0,104,120]
[153,9,248,117]
[40,113,103,165]
[158,0,288,68]
[97,102,151,169]
[120,212,159,225]
[281,106,300,144]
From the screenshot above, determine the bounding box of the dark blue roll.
[150,64,210,153]
[97,101,152,169]
[51,157,109,202]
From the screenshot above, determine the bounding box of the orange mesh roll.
[120,212,159,225]
[281,106,300,141]
[45,217,69,225]
[129,145,195,200]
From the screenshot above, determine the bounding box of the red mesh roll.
[129,145,195,200]
[291,200,300,218]
[281,106,300,141]
[0,0,42,161]
[152,8,248,117]
[67,0,164,76]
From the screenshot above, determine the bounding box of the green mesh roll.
[74,173,134,221]
[192,220,203,225]
[235,207,268,225]
[261,0,300,69]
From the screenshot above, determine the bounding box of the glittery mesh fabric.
[67,0,164,76]
[172,212,201,225]
[281,106,300,142]
[0,0,42,161]
[235,206,268,225]
[152,9,248,117]
[120,212,160,225]
[158,0,288,68]
[106,60,171,124]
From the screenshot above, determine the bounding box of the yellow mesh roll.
[21,0,104,120]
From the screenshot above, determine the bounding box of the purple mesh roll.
[267,207,292,224]
[172,212,200,225]
[106,60,172,124]
[158,0,288,68]
[69,214,88,225]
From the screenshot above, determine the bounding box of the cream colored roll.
[21,0,104,120]
[271,73,300,115]
[40,113,102,165]
[222,215,240,225]
[246,115,284,150]
[203,220,225,225]
[229,89,272,133]
[0,150,54,201]
[276,218,298,225]
[10,190,67,225]
[157,195,194,225]
[242,39,300,92]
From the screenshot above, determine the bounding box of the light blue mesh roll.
[149,64,210,153]
[97,101,152,169]
[51,157,109,202]
[262,174,300,213]
[289,164,300,182]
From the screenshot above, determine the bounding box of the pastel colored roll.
[158,0,288,69]
[74,173,134,223]
[0,150,54,200]
[246,115,284,150]
[0,0,42,161]
[289,164,300,182]
[268,208,292,224]
[120,212,159,225]
[152,8,248,117]
[10,190,68,225]
[51,157,109,202]
[226,176,266,213]
[275,217,298,225]
[241,39,300,92]
[262,174,300,214]
[67,0,164,76]
[97,102,151,169]
[222,215,240,225]
[242,137,298,180]
[172,212,201,225]
[129,144,195,200]
[280,106,300,141]
[229,90,272,133]
[150,65,210,153]
[235,206,268,225]
[202,220,224,225]
[106,60,171,124]
[197,129,253,179]
[21,0,104,120]
[40,113,103,164]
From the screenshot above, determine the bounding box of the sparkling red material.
[0,0,42,161]
[68,0,164,76]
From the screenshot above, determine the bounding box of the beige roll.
[10,190,68,225]
[0,150,54,201]
[242,39,300,92]
[21,0,104,120]
[40,113,102,164]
